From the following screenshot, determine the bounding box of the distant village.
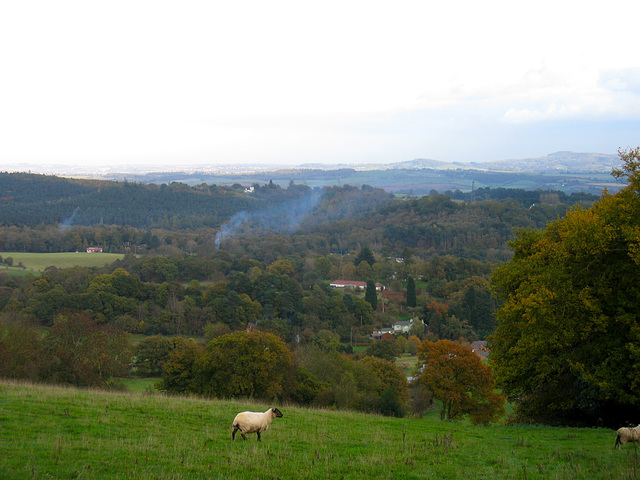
[329,279,490,360]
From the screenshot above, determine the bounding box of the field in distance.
[0,251,125,274]
[0,380,635,479]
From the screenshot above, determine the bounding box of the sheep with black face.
[232,408,283,441]
[615,424,640,449]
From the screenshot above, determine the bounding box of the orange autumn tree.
[415,339,504,425]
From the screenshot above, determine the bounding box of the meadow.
[0,252,125,274]
[0,380,636,479]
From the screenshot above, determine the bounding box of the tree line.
[0,311,504,423]
[0,245,503,345]
[1,172,595,259]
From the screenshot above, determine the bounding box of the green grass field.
[0,380,636,479]
[0,252,125,274]
[121,377,161,394]
[395,353,419,375]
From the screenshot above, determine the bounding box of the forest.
[0,172,595,338]
[2,156,638,426]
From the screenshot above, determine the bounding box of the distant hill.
[383,158,466,170]
[382,151,621,173]
[81,152,621,195]
[3,151,624,195]
[479,151,621,173]
[3,151,622,176]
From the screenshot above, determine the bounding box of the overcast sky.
[1,0,639,169]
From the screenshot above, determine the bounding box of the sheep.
[615,424,640,449]
[231,407,283,441]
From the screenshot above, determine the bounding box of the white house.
[392,318,424,334]
[392,320,413,333]
[330,280,385,291]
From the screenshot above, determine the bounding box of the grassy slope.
[0,252,125,273]
[0,380,636,479]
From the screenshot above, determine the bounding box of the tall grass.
[0,379,636,479]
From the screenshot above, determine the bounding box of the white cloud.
[503,103,581,124]
[1,0,639,166]
[491,65,640,124]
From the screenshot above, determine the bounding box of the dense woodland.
[3,163,635,425]
[0,172,597,338]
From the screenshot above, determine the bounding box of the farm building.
[471,340,490,359]
[371,328,394,340]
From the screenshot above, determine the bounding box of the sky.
[1,0,640,170]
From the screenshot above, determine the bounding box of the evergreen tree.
[365,280,378,310]
[354,246,375,266]
[406,276,417,308]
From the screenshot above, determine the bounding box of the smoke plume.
[215,189,323,249]
[59,207,80,231]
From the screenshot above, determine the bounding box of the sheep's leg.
[257,431,261,442]
[232,426,239,440]
[241,432,247,441]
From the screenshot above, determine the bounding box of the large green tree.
[193,330,297,400]
[133,335,188,377]
[156,337,204,394]
[490,148,640,426]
